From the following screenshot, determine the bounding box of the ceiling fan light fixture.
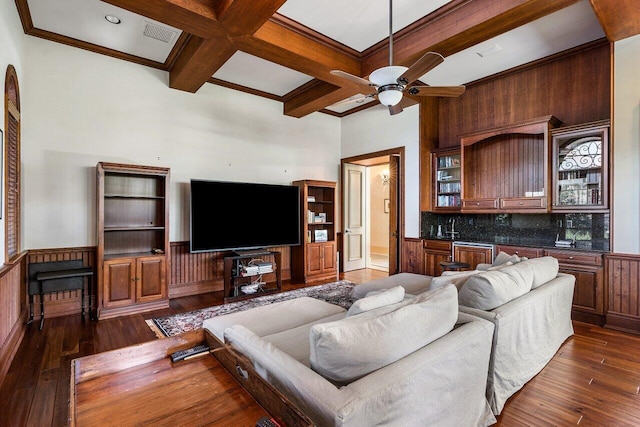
[369,65,408,87]
[370,65,408,106]
[377,87,404,107]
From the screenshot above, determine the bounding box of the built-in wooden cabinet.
[453,245,492,270]
[292,180,337,283]
[551,120,609,212]
[494,245,543,259]
[423,239,452,276]
[459,116,561,213]
[96,162,170,319]
[432,149,461,211]
[544,248,605,325]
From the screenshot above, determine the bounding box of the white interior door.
[343,163,366,271]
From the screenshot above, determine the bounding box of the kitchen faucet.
[447,219,460,240]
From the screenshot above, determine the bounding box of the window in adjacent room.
[4,65,21,262]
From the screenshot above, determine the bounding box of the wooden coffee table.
[70,330,312,426]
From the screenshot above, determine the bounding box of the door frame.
[340,147,405,274]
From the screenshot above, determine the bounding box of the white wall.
[0,3,26,265]
[612,34,640,255]
[21,37,341,249]
[341,104,421,238]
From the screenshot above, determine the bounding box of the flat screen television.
[190,179,301,253]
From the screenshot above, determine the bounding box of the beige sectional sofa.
[350,254,575,416]
[204,286,497,427]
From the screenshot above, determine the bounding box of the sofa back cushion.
[526,256,560,289]
[309,285,458,385]
[458,262,534,310]
[351,272,432,299]
[346,286,405,316]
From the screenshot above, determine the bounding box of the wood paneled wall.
[0,253,27,388]
[169,242,292,298]
[26,247,95,319]
[605,254,640,334]
[437,40,611,148]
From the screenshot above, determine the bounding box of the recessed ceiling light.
[105,15,121,24]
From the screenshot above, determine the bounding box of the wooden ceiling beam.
[232,20,365,117]
[236,20,362,87]
[101,0,225,39]
[170,36,236,93]
[283,82,356,118]
[362,0,582,76]
[588,0,640,41]
[218,0,289,36]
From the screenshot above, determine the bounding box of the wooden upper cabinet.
[551,120,610,212]
[460,115,561,213]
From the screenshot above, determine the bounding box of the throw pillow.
[430,270,481,291]
[309,284,458,385]
[458,262,534,310]
[346,286,405,316]
[492,251,521,267]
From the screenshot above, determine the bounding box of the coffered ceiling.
[13,0,640,118]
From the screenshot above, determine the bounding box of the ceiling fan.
[330,0,466,115]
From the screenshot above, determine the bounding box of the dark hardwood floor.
[1,268,639,426]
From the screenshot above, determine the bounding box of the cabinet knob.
[569,256,574,260]
[519,201,524,205]
[475,202,480,206]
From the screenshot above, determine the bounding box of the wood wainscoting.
[606,253,640,334]
[0,252,28,388]
[168,242,292,298]
[26,247,95,320]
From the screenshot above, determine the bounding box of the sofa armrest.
[224,325,350,426]
[461,273,575,415]
[226,319,497,427]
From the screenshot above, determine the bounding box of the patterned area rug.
[147,280,357,337]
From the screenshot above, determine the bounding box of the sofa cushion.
[203,296,346,342]
[430,270,482,291]
[346,286,405,316]
[458,262,534,310]
[351,272,432,299]
[526,256,560,289]
[309,285,458,385]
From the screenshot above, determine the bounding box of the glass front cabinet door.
[432,149,461,211]
[551,120,609,212]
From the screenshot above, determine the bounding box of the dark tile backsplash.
[421,212,609,251]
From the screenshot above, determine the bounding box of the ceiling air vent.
[143,22,177,43]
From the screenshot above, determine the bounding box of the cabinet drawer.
[495,245,543,259]
[500,197,545,209]
[544,249,603,266]
[423,239,452,252]
[462,198,498,210]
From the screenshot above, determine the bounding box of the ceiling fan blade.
[407,85,466,97]
[388,104,403,115]
[331,95,372,107]
[330,70,377,94]
[397,52,444,85]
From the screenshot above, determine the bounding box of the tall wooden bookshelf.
[291,180,337,283]
[96,162,170,319]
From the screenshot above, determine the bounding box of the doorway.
[341,148,404,275]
